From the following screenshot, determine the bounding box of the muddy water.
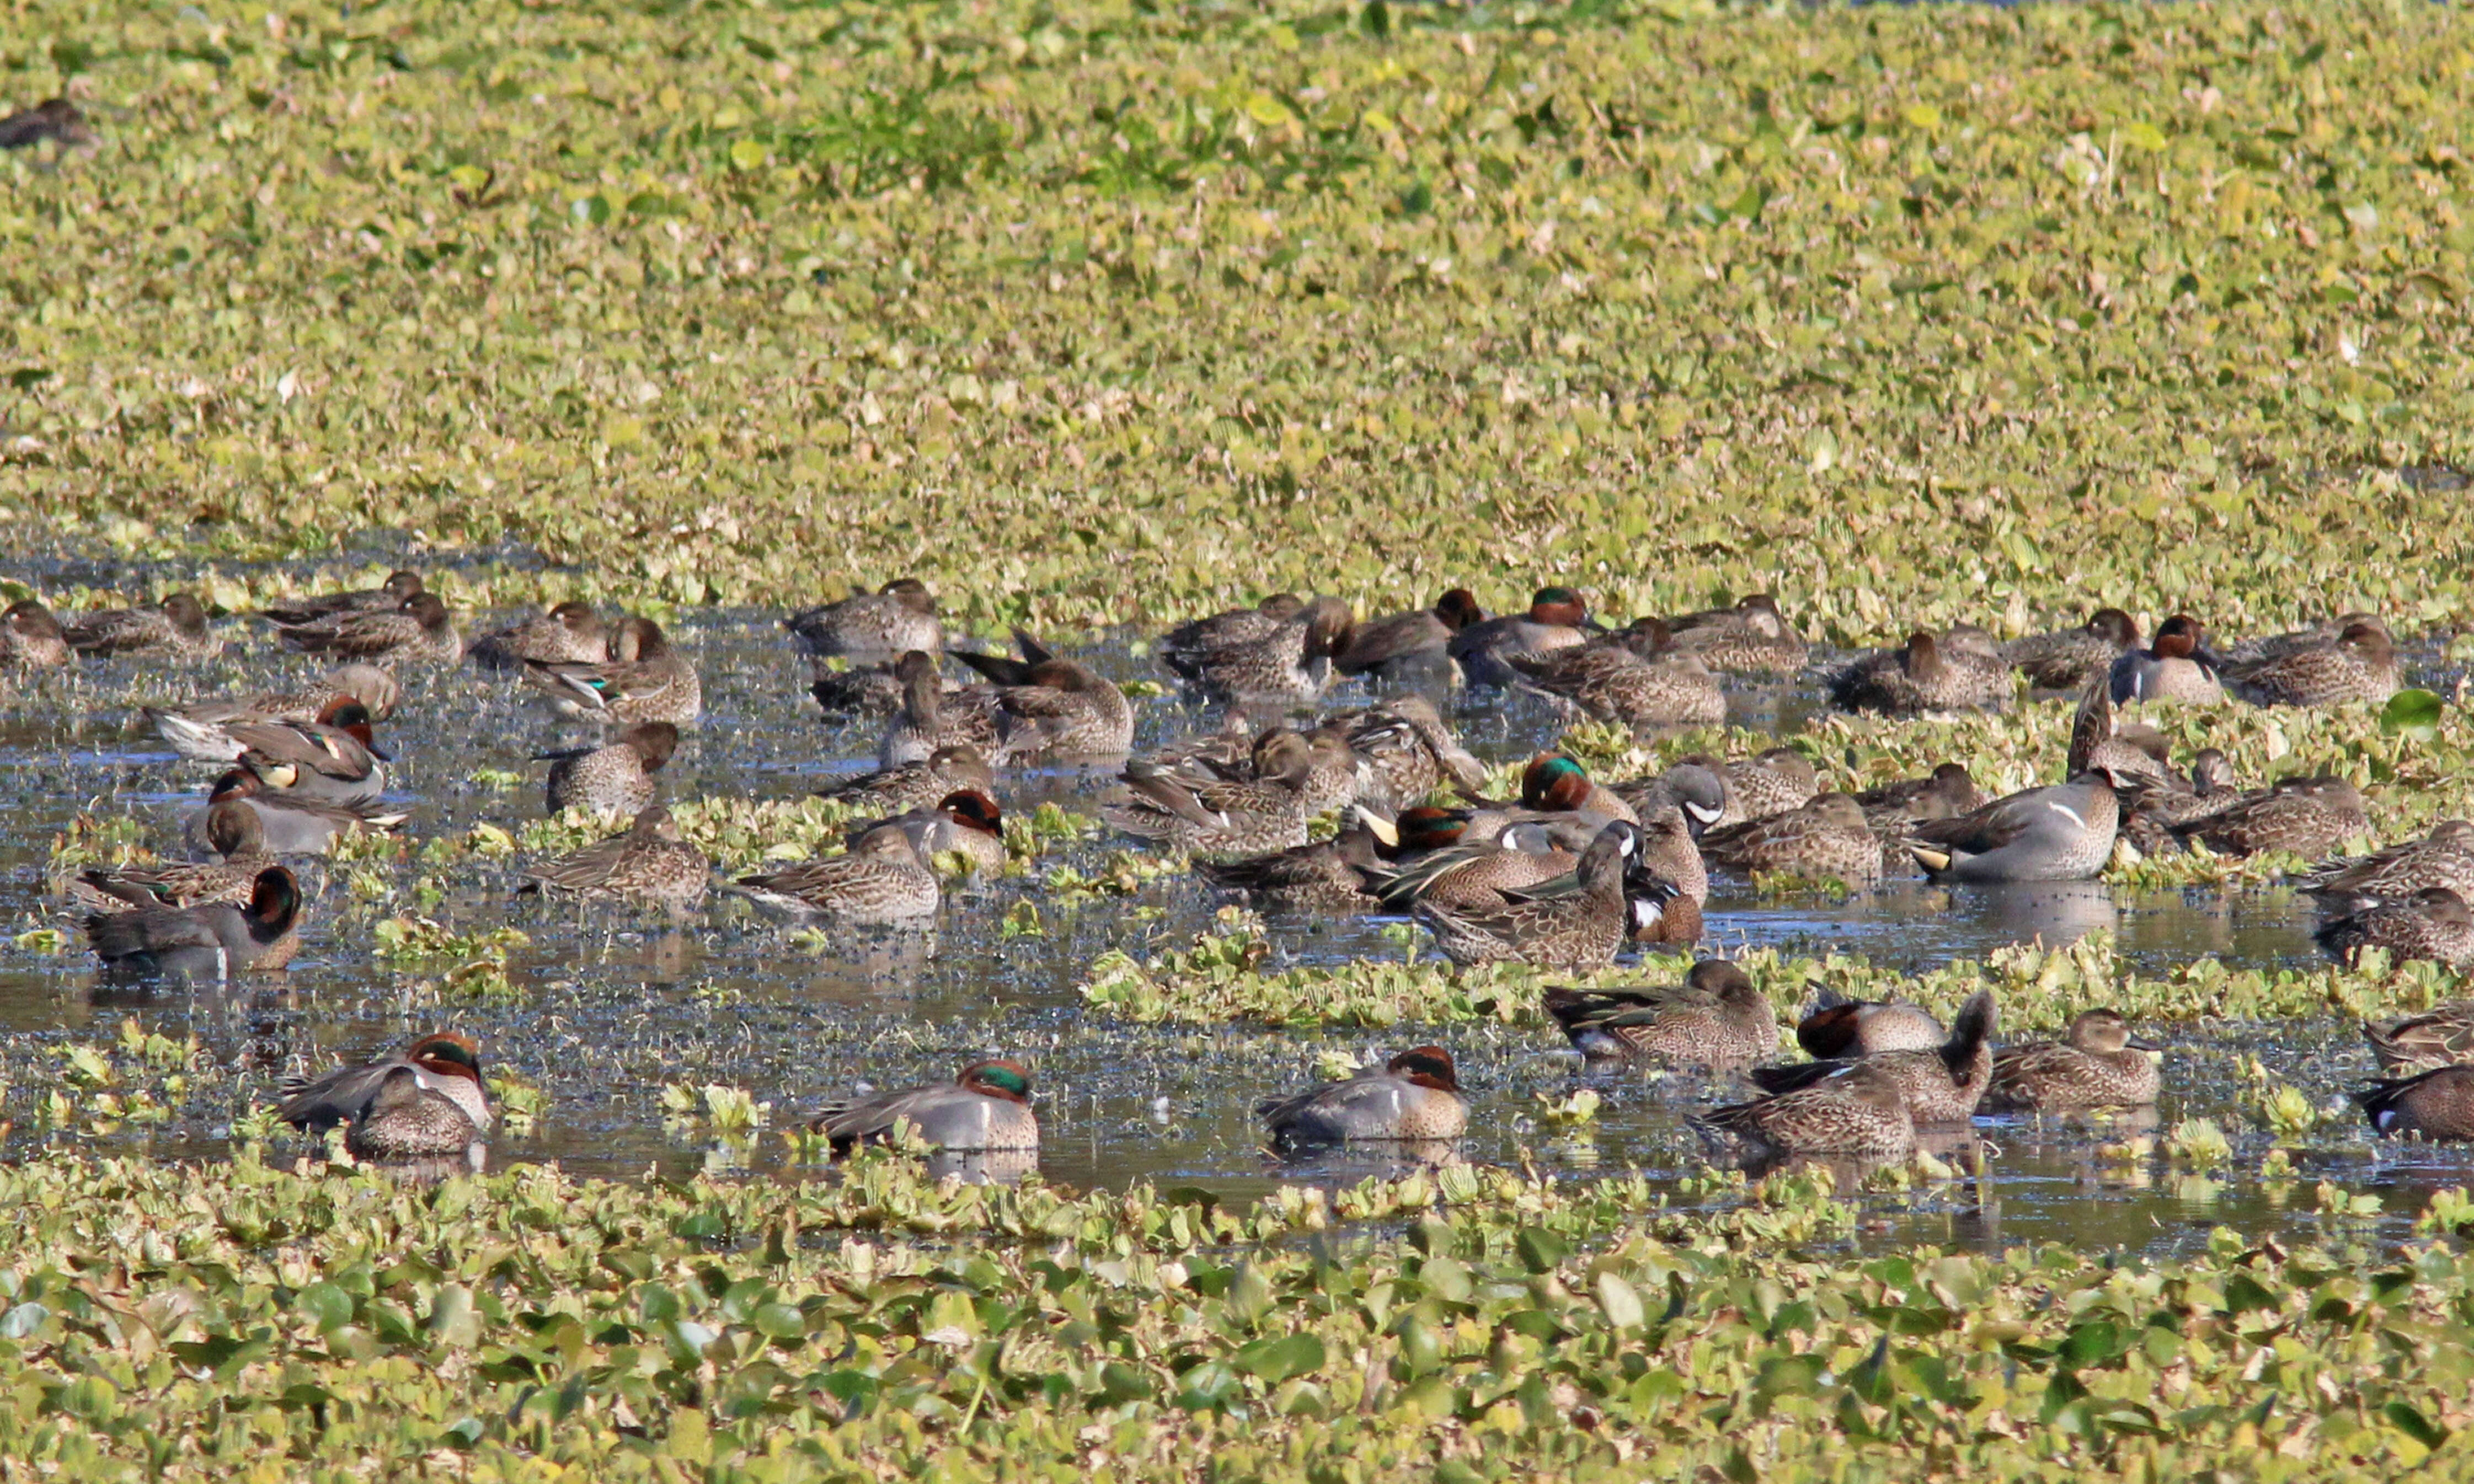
[0,585,2464,1258]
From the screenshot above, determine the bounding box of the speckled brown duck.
[785,578,944,661]
[952,632,1135,760]
[1162,596,1355,704]
[2315,888,2474,971]
[819,743,998,815]
[2356,1065,2474,1142]
[1257,1047,1467,1147]
[1161,594,1305,656]
[71,799,270,916]
[877,650,1000,766]
[1701,794,1883,884]
[521,614,699,726]
[2171,774,2368,859]
[539,721,678,819]
[64,592,223,659]
[1691,1060,1916,1164]
[2364,1000,2474,1076]
[1984,1009,2161,1112]
[260,570,424,625]
[2300,821,2474,912]
[1796,990,1946,1058]
[1659,594,1808,675]
[1718,748,1820,826]
[1543,959,1776,1068]
[469,601,608,670]
[2001,608,2139,691]
[2225,619,2401,708]
[1750,990,1997,1122]
[1335,694,1489,813]
[1105,730,1314,855]
[0,600,70,668]
[1195,819,1384,914]
[519,805,709,911]
[729,822,940,924]
[1506,626,1726,728]
[272,591,459,665]
[1414,819,1639,969]
[1829,629,2010,715]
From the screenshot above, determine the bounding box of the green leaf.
[2380,689,2444,742]
[2122,122,2168,152]
[2386,1401,2450,1449]
[1234,1332,1324,1384]
[1514,1228,1569,1273]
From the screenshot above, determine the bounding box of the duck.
[1358,812,1577,912]
[259,570,424,624]
[2364,1000,2474,1076]
[877,650,1000,766]
[2119,749,2243,856]
[70,799,271,916]
[729,823,941,924]
[1414,819,1640,970]
[1335,590,1486,684]
[63,592,223,659]
[1161,596,1354,704]
[2358,1065,2474,1141]
[1542,959,1775,1068]
[148,665,403,741]
[1257,1047,1467,1147]
[1828,629,2010,714]
[817,744,997,814]
[151,697,390,806]
[1983,1009,2161,1111]
[0,599,70,668]
[338,1065,490,1162]
[2315,888,2474,970]
[2224,612,2386,665]
[1700,793,1883,884]
[1103,730,1314,855]
[811,1060,1038,1151]
[189,764,409,855]
[468,601,608,670]
[1448,586,1597,688]
[1506,624,1727,728]
[2224,619,2401,708]
[1194,820,1384,914]
[1854,763,1986,833]
[806,658,929,718]
[950,633,1135,759]
[1909,770,2123,882]
[519,805,709,911]
[0,98,92,151]
[1749,990,1997,1122]
[849,789,1007,875]
[1161,594,1306,656]
[2300,821,2474,912]
[1718,749,1819,826]
[2000,608,2140,691]
[1612,760,1730,838]
[520,615,700,726]
[84,865,302,979]
[2171,774,2368,859]
[1333,694,1488,813]
[2065,675,2179,789]
[1691,1060,1916,1164]
[1795,990,1947,1058]
[1465,754,1642,854]
[784,578,943,660]
[272,591,461,665]
[2108,615,2222,705]
[277,1031,492,1136]
[539,721,678,819]
[1659,594,1808,675]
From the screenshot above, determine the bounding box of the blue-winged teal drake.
[65,592,222,659]
[192,764,408,855]
[729,822,941,924]
[2108,615,2221,705]
[1692,1060,1915,1164]
[1104,730,1313,855]
[156,696,389,807]
[852,789,1007,875]
[951,632,1135,760]
[1751,990,1997,1122]
[819,743,997,814]
[279,1032,492,1137]
[260,570,424,625]
[70,799,270,917]
[1414,819,1640,969]
[0,600,69,668]
[85,865,301,979]
[520,805,709,911]
[1614,760,1730,838]
[2225,619,2400,708]
[522,615,699,726]
[1718,749,1819,826]
[2365,1000,2474,1075]
[1162,596,1354,704]
[1910,770,2123,882]
[1660,594,1808,675]
[2315,888,2474,971]
[1449,586,1597,688]
[1337,589,1484,684]
[270,591,459,664]
[879,650,1000,766]
[813,1060,1038,1151]
[785,578,944,661]
[2300,821,2474,912]
[469,601,607,669]
[1508,624,1726,728]
[2171,773,2368,859]
[2001,608,2139,691]
[0,98,92,150]
[1195,818,1383,914]
[1797,989,1947,1058]
[539,721,677,819]
[1334,694,1488,813]
[1702,794,1883,884]
[1829,629,2010,714]
[1543,960,1775,1068]
[1257,1047,1467,1147]
[2355,1064,2474,1142]
[1984,1009,2161,1111]
[1162,594,1305,656]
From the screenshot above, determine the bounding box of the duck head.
[880,577,938,615]
[1526,586,1591,629]
[938,790,1004,835]
[2084,608,2140,646]
[622,721,681,770]
[608,614,667,661]
[1520,754,1594,812]
[549,600,602,635]
[958,1060,1034,1102]
[1257,593,1307,622]
[1434,589,1485,631]
[204,798,265,859]
[1253,730,1318,784]
[2337,620,2395,666]
[1386,1046,1459,1094]
[246,867,303,934]
[1901,631,1943,679]
[409,1031,485,1087]
[4,600,63,643]
[2067,1009,2157,1055]
[630,805,683,842]
[2188,749,2234,794]
[315,698,388,758]
[1300,596,1355,657]
[2150,615,2206,662]
[162,592,211,634]
[383,571,425,600]
[1394,807,1469,853]
[404,592,456,633]
[2416,888,2472,930]
[329,663,402,720]
[1688,958,1762,1008]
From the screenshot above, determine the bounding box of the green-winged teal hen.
[1829,629,2010,714]
[1194,819,1383,914]
[341,1065,489,1162]
[1660,594,1808,674]
[729,822,940,924]
[1161,594,1305,656]
[2066,675,2178,789]
[1104,730,1314,855]
[2119,749,2241,855]
[813,1060,1038,1151]
[1162,596,1354,704]
[2171,773,2368,859]
[71,799,270,915]
[520,805,709,910]
[1449,587,1597,688]
[1414,819,1639,969]
[785,578,944,661]
[0,98,92,150]
[850,789,1007,875]
[278,1032,491,1135]
[2315,888,2474,970]
[1692,1060,1915,1163]
[0,601,69,668]
[1910,770,2122,882]
[2301,821,2474,912]
[1796,990,1946,1057]
[2365,1001,2474,1075]
[1257,1047,1467,1147]
[817,743,996,814]
[469,601,607,669]
[1702,794,1882,884]
[2225,619,2400,707]
[272,591,459,665]
[2001,608,2139,691]
[1337,590,1484,684]
[1750,991,1997,1122]
[2108,615,2221,705]
[2355,1065,2474,1142]
[539,721,677,819]
[260,570,423,624]
[1855,763,1985,834]
[1718,749,1819,826]
[1506,625,1725,728]
[64,592,222,659]
[952,633,1134,760]
[85,865,301,979]
[1543,960,1775,1068]
[1335,694,1488,813]
[878,650,999,766]
[1983,1009,2160,1111]
[521,614,699,726]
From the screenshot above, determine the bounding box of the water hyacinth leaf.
[1233,1332,1323,1384]
[2385,1401,2449,1449]
[2379,690,2444,741]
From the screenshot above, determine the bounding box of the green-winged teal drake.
[1543,960,1775,1068]
[272,590,460,665]
[539,721,677,819]
[278,1032,492,1136]
[1692,1060,1915,1164]
[785,578,944,661]
[1751,990,1997,1122]
[2225,619,2400,707]
[469,601,607,669]
[71,799,270,916]
[1195,818,1383,914]
[1103,730,1313,855]
[1257,1047,1467,1147]
[1507,625,1726,728]
[852,789,1007,875]
[152,664,403,738]
[2300,821,2474,912]
[878,650,1000,766]
[730,822,941,924]
[2171,773,2368,859]
[2365,1000,2474,1075]
[1335,694,1488,813]
[951,632,1134,760]
[1162,596,1354,703]
[2355,1064,2474,1141]
[813,1060,1038,1151]
[522,615,699,726]
[64,592,222,659]
[1449,586,1596,688]
[0,600,69,668]
[520,805,709,911]
[2001,608,2139,691]
[2108,615,2221,705]
[1718,749,1819,826]
[1984,1009,2161,1111]
[193,764,409,855]
[1829,629,2010,714]
[259,570,424,625]
[1702,794,1883,884]
[85,865,301,979]
[2316,887,2474,970]
[1336,589,1484,684]
[1796,990,1946,1057]
[1414,819,1639,969]
[1910,770,2123,882]
[1660,594,1808,675]
[818,743,997,814]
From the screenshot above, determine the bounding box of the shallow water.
[0,585,2465,1260]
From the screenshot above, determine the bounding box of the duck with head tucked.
[539,721,678,820]
[811,1060,1039,1152]
[2169,774,2368,860]
[1414,819,1643,970]
[1448,586,1597,688]
[1336,589,1486,686]
[2315,887,2474,971]
[1257,1047,1467,1148]
[1828,628,2011,715]
[259,570,424,625]
[729,821,941,925]
[951,631,1135,761]
[64,592,223,660]
[519,805,709,912]
[2299,821,2474,913]
[1659,594,1808,675]
[1104,730,1316,856]
[784,577,943,661]
[2224,619,2401,708]
[1505,619,1727,729]
[1692,1060,1916,1164]
[271,591,460,665]
[1751,991,1999,1123]
[1909,769,2125,882]
[1161,596,1355,704]
[85,865,302,981]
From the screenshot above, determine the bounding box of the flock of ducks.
[3,571,2471,1174]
